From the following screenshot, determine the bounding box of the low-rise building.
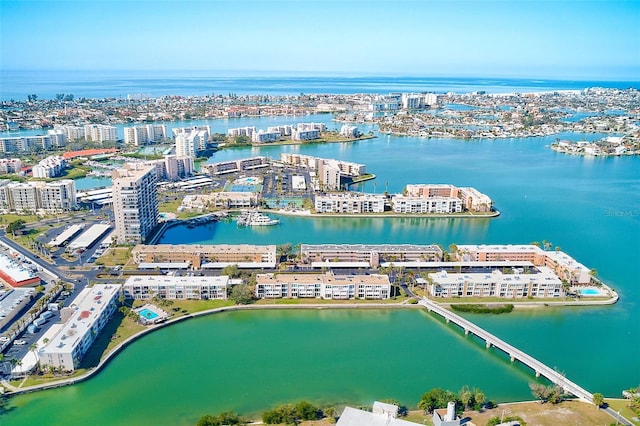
[202,156,269,176]
[392,195,462,214]
[132,244,277,269]
[456,244,591,285]
[315,193,386,213]
[428,266,563,298]
[124,275,229,300]
[397,184,493,213]
[301,244,444,267]
[39,284,119,372]
[255,272,391,300]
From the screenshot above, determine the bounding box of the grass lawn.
[95,247,133,267]
[254,297,413,305]
[158,198,183,213]
[145,299,235,314]
[606,399,640,425]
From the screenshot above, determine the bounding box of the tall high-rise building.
[112,164,158,244]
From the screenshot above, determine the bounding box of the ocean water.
[1,70,639,100]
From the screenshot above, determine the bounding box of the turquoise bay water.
[5,120,640,424]
[5,309,544,426]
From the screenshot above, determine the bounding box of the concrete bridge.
[419,298,594,403]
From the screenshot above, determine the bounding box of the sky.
[1,0,639,80]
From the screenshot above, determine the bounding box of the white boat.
[237,211,280,226]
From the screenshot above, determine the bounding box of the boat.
[237,210,280,226]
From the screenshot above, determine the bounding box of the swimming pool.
[579,288,601,296]
[138,308,159,320]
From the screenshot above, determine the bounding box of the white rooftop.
[337,406,421,426]
[41,284,120,357]
[68,223,111,250]
[125,275,229,287]
[49,224,85,247]
[0,252,38,283]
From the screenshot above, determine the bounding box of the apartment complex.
[202,156,269,176]
[112,164,158,244]
[392,195,462,214]
[403,184,493,212]
[32,155,67,178]
[124,124,167,146]
[132,244,277,269]
[39,285,119,372]
[124,275,229,300]
[0,179,76,213]
[280,153,366,190]
[174,126,210,157]
[455,244,592,284]
[255,272,391,300]
[0,134,66,154]
[0,158,22,174]
[315,193,385,213]
[428,267,563,298]
[83,124,118,142]
[301,244,444,268]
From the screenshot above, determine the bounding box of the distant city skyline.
[1,0,639,80]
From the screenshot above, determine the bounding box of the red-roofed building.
[62,148,118,160]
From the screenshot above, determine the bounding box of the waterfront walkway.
[419,297,593,402]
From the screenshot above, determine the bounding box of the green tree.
[196,411,246,426]
[592,392,605,408]
[229,284,254,305]
[6,219,26,236]
[294,400,320,421]
[418,388,459,414]
[221,264,241,278]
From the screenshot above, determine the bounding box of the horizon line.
[2,69,640,83]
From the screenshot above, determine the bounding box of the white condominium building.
[32,155,67,178]
[256,272,391,300]
[39,284,119,372]
[176,128,209,157]
[112,164,158,244]
[38,179,77,211]
[391,195,462,214]
[84,125,117,142]
[315,193,385,213]
[53,125,86,141]
[400,184,493,213]
[227,126,256,137]
[455,244,592,284]
[124,124,167,146]
[124,275,229,300]
[0,135,65,154]
[0,158,22,174]
[301,244,444,267]
[252,130,280,143]
[0,179,76,213]
[428,267,563,299]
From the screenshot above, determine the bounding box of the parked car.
[14,339,27,345]
[0,336,9,343]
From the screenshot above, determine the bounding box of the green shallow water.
[4,309,541,426]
